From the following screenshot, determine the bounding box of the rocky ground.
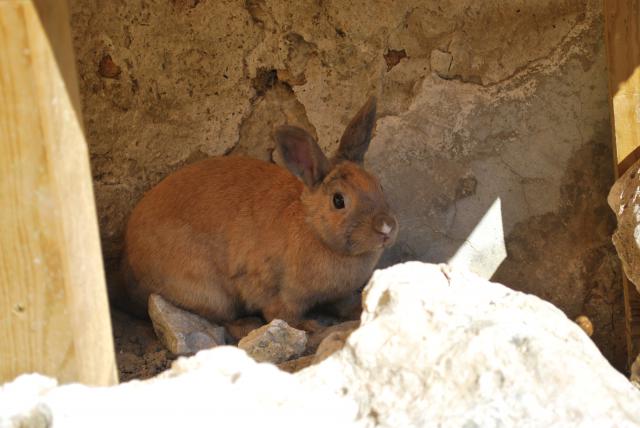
[2,262,638,427]
[111,297,359,381]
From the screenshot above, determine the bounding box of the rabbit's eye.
[333,193,345,209]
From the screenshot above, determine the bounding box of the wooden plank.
[0,1,117,385]
[603,0,640,368]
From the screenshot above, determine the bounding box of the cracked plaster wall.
[69,0,625,369]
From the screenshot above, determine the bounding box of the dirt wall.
[69,0,625,369]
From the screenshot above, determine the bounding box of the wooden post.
[603,0,640,368]
[0,1,117,385]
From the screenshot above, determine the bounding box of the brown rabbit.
[121,96,397,331]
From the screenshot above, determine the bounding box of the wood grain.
[603,0,640,368]
[0,1,117,385]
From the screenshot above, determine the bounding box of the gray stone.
[238,319,307,364]
[148,294,225,355]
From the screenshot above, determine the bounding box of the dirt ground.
[110,304,355,382]
[110,309,175,382]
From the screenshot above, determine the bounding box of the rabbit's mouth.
[372,218,398,249]
[341,216,397,255]
[374,230,397,249]
[371,213,398,249]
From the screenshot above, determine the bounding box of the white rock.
[148,294,225,355]
[238,319,307,364]
[2,262,639,427]
[0,348,360,428]
[0,374,55,428]
[608,161,640,293]
[300,262,640,427]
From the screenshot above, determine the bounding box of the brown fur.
[121,97,397,330]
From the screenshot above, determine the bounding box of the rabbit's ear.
[335,96,377,164]
[275,126,330,188]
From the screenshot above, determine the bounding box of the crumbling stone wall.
[69,0,625,368]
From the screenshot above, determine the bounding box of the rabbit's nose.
[373,214,397,237]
